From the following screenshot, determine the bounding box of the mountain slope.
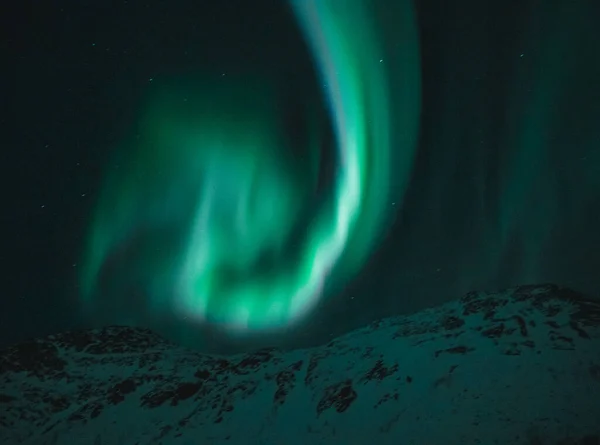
[1,284,599,444]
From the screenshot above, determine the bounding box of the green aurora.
[80,0,421,336]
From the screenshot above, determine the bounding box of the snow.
[1,284,599,444]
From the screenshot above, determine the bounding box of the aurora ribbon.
[80,0,421,336]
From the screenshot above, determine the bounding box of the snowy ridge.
[1,284,599,444]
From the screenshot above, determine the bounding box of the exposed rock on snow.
[1,284,599,444]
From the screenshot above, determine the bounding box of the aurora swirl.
[80,0,421,336]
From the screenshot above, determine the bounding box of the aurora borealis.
[5,0,600,353]
[80,0,421,335]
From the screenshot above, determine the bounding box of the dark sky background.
[3,0,600,353]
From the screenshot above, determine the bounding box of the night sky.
[4,0,600,354]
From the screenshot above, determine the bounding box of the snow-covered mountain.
[1,284,599,444]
